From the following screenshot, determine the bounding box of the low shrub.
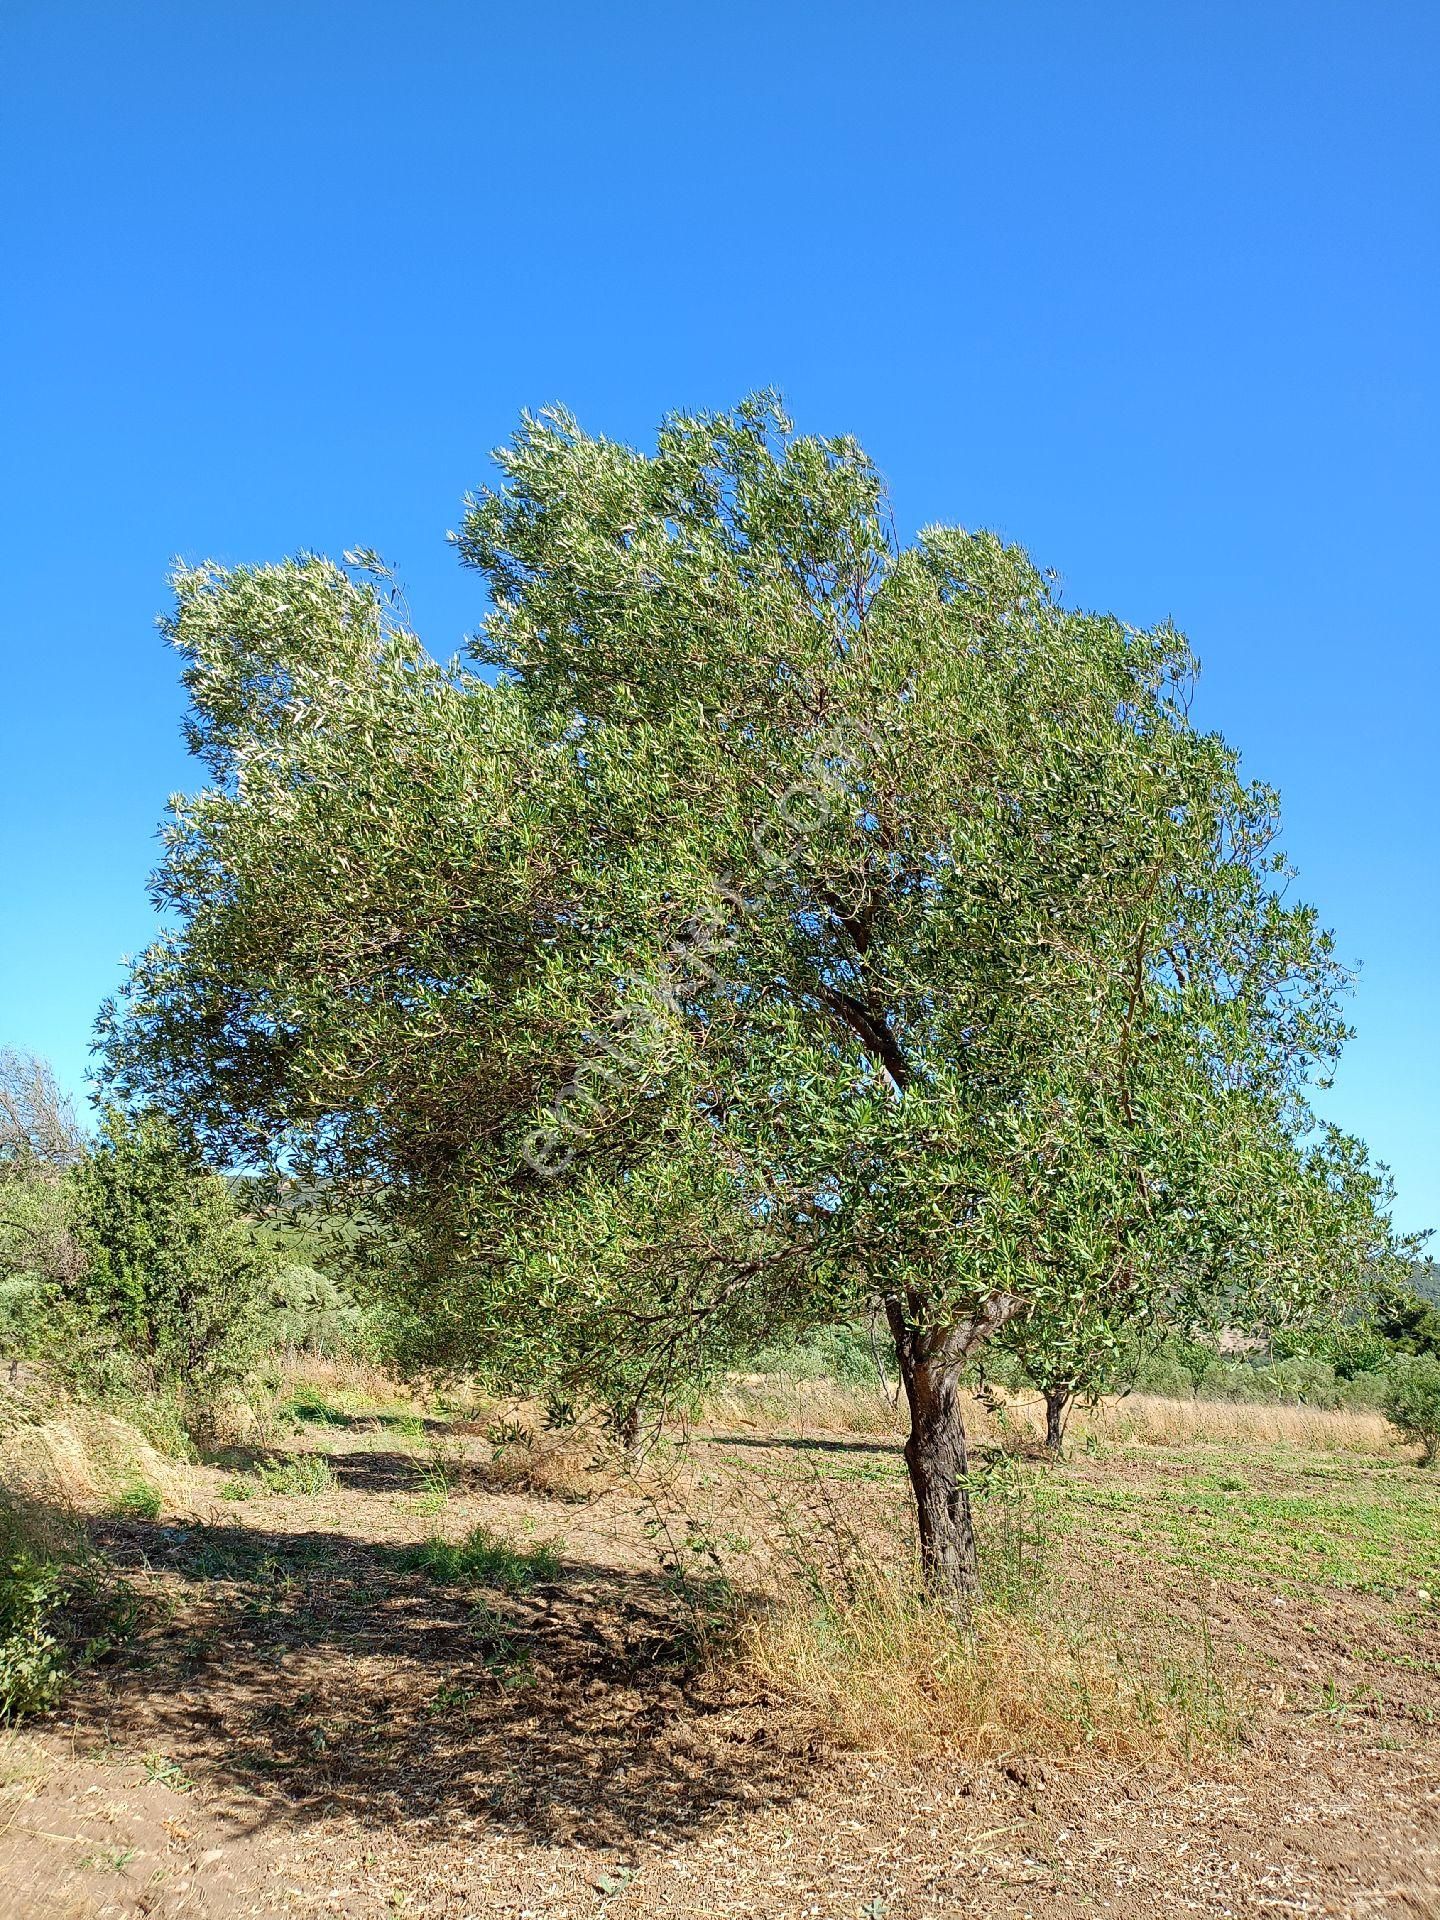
[1382,1354,1440,1464]
[0,1530,69,1720]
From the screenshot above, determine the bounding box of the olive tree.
[994,1122,1414,1453]
[103,397,1376,1608]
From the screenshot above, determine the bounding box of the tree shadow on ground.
[65,1513,816,1855]
[201,1441,434,1494]
[321,1446,431,1494]
[706,1430,900,1458]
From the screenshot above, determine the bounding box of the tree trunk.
[1043,1385,1070,1455]
[896,1339,979,1605]
[884,1292,1024,1616]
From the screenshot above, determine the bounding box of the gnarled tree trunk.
[1044,1385,1071,1455]
[885,1292,1024,1615]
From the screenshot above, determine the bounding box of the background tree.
[994,1122,1415,1451]
[0,1051,88,1352]
[102,398,1393,1607]
[0,1049,84,1181]
[66,1109,271,1408]
[1372,1269,1440,1360]
[1382,1354,1440,1465]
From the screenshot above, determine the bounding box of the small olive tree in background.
[996,1123,1418,1452]
[0,1049,85,1182]
[0,1051,89,1354]
[101,397,1406,1609]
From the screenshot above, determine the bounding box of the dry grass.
[706,1374,903,1436]
[706,1389,1251,1766]
[1079,1393,1392,1454]
[705,1376,1394,1460]
[0,1730,49,1794]
[739,1569,1233,1764]
[271,1350,413,1409]
[480,1423,617,1503]
[0,1383,194,1535]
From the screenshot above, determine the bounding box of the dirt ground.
[3,1393,1437,1920]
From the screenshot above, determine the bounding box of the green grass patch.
[379,1410,426,1439]
[400,1524,560,1592]
[113,1478,162,1520]
[256,1453,338,1497]
[1045,1457,1440,1596]
[280,1394,348,1428]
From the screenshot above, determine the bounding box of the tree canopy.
[101,395,1407,1599]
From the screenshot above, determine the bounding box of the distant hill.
[1410,1260,1440,1308]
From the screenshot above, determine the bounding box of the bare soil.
[3,1403,1437,1919]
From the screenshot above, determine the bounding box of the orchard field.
[6,406,1440,1919]
[2,1363,1437,1920]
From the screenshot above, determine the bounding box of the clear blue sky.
[1,3,1435,1234]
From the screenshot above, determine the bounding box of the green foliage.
[0,1506,135,1723]
[98,399,1412,1576]
[255,1453,337,1496]
[1268,1262,1440,1382]
[1382,1354,1440,1464]
[0,1185,77,1352]
[1374,1282,1440,1362]
[0,1533,68,1720]
[113,1478,162,1520]
[997,1125,1414,1419]
[64,1108,271,1410]
[976,1330,1389,1412]
[0,1107,87,1351]
[748,1322,883,1385]
[265,1263,371,1358]
[1118,1337,1387,1410]
[399,1524,561,1591]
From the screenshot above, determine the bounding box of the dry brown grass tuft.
[0,1729,49,1794]
[740,1571,1235,1764]
[1086,1394,1392,1454]
[0,1382,194,1531]
[480,1424,616,1503]
[706,1374,903,1437]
